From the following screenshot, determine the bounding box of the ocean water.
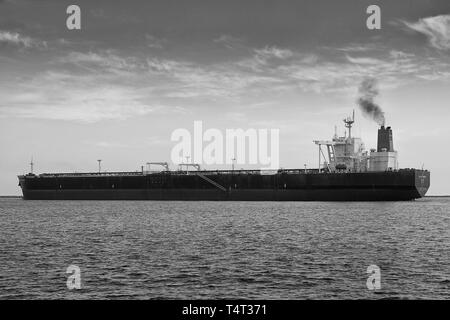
[0,197,448,300]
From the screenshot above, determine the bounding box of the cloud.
[146,58,186,73]
[1,38,450,123]
[274,48,450,94]
[145,34,166,49]
[334,43,380,52]
[213,34,245,49]
[389,50,415,59]
[403,15,450,50]
[235,45,302,72]
[254,46,294,61]
[144,44,442,99]
[0,84,154,122]
[346,55,383,65]
[0,69,178,122]
[146,57,282,98]
[0,30,38,48]
[60,51,142,74]
[59,43,450,104]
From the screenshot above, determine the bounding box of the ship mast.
[343,110,355,139]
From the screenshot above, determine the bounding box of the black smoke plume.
[357,78,385,126]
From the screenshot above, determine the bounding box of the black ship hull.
[18,169,430,201]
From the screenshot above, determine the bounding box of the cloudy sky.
[0,0,449,195]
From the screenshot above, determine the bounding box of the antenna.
[343,109,355,139]
[97,159,102,173]
[30,157,34,174]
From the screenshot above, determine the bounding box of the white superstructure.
[314,111,398,172]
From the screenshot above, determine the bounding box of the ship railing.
[175,169,266,175]
[37,169,309,177]
[38,171,147,177]
[34,168,410,178]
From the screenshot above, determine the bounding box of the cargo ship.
[18,113,430,201]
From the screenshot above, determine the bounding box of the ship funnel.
[377,125,394,152]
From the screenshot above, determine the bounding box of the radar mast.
[344,110,355,139]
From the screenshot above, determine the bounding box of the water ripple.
[0,198,449,299]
